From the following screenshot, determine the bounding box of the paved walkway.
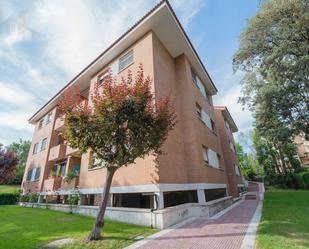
[127,183,264,249]
[138,200,260,249]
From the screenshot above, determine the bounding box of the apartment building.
[214,107,244,197]
[294,134,309,167]
[22,0,243,225]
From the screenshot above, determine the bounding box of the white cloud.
[170,0,205,28]
[215,84,254,133]
[0,82,37,108]
[0,0,203,144]
[0,111,33,132]
[32,0,157,76]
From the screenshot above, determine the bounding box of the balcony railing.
[61,177,79,190]
[54,116,65,131]
[48,144,67,161]
[66,146,80,156]
[43,177,62,192]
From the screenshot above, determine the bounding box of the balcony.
[54,116,65,131]
[61,177,79,190]
[43,177,62,192]
[48,144,67,161]
[66,146,80,156]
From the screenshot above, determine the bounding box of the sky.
[0,0,259,146]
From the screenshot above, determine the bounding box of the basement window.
[204,188,227,202]
[113,193,154,209]
[163,190,198,208]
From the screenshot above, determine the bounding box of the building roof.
[29,0,218,124]
[215,106,238,133]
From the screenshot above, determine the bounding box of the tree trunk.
[87,167,116,241]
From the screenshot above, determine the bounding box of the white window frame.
[118,50,134,72]
[235,165,240,176]
[203,146,209,164]
[40,138,47,151]
[45,112,52,125]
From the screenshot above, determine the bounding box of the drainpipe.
[150,193,159,229]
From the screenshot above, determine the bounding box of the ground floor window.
[163,190,198,208]
[204,188,226,202]
[113,193,154,209]
[83,194,95,206]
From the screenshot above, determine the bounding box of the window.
[211,119,215,131]
[40,138,47,151]
[207,149,220,168]
[191,68,207,99]
[235,164,240,176]
[34,167,41,180]
[72,164,81,175]
[113,193,154,209]
[225,120,230,132]
[98,71,109,85]
[196,103,202,118]
[52,164,58,173]
[164,190,198,208]
[229,141,235,153]
[201,110,212,130]
[26,169,32,181]
[33,143,39,154]
[204,188,226,202]
[60,162,66,176]
[203,146,209,164]
[38,119,44,129]
[118,50,133,71]
[45,112,52,125]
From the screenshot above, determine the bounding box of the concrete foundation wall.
[19,196,233,229]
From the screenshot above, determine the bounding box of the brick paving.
[138,199,260,249]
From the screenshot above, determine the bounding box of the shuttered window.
[201,110,212,130]
[207,149,220,168]
[118,50,133,72]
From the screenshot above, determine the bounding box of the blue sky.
[0,0,259,146]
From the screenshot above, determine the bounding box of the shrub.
[19,194,29,202]
[28,192,39,203]
[68,190,81,206]
[63,170,78,182]
[0,193,18,205]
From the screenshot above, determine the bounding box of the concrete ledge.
[19,196,233,229]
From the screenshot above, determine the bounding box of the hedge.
[0,193,18,205]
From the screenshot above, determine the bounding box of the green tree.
[235,142,264,181]
[59,65,176,241]
[7,139,31,184]
[233,0,309,139]
[0,144,19,184]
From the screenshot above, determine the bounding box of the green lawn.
[0,205,156,249]
[257,189,309,249]
[0,184,20,194]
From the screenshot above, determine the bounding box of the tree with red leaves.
[0,144,19,184]
[59,64,176,241]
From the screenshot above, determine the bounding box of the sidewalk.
[126,183,263,249]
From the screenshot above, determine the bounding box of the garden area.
[0,205,156,249]
[257,189,309,249]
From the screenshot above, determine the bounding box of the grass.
[257,189,309,249]
[0,205,157,249]
[0,184,20,194]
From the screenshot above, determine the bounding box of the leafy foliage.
[0,144,19,184]
[7,140,31,184]
[28,192,39,203]
[59,64,176,240]
[235,142,263,181]
[233,0,309,139]
[64,170,79,183]
[0,193,19,205]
